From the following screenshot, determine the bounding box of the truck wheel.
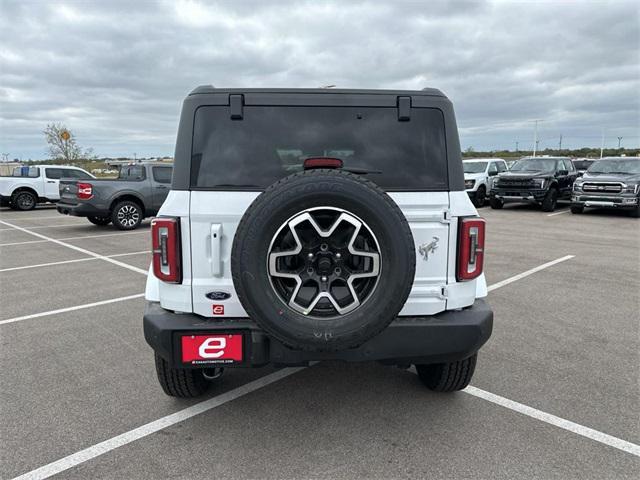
[415,353,477,392]
[473,186,486,208]
[489,197,503,209]
[231,169,416,352]
[111,201,143,230]
[541,189,558,212]
[154,353,211,398]
[570,205,584,214]
[11,191,37,211]
[87,216,112,226]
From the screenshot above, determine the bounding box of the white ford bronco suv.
[144,87,493,398]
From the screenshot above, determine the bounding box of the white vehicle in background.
[463,158,508,207]
[0,165,94,210]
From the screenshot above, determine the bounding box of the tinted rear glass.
[191,106,448,190]
[118,165,146,180]
[153,166,172,183]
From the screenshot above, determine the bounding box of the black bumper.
[491,189,547,203]
[143,300,493,368]
[0,195,10,207]
[56,201,109,217]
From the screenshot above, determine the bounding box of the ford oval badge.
[206,291,231,301]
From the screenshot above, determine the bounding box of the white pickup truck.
[0,165,94,210]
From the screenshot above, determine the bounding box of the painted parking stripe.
[0,223,86,231]
[0,220,147,274]
[11,367,307,480]
[547,209,570,217]
[463,386,640,457]
[488,255,574,292]
[0,230,146,247]
[0,250,148,273]
[0,293,145,326]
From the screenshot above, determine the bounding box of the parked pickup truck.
[463,158,508,207]
[490,156,578,212]
[0,165,94,210]
[57,162,173,229]
[571,157,640,216]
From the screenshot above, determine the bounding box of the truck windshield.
[463,162,487,174]
[510,159,558,172]
[191,105,448,191]
[588,159,640,174]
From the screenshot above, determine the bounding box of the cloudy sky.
[1,0,638,160]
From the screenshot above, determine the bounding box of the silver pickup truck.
[57,162,173,229]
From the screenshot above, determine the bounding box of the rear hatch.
[187,95,453,318]
[58,179,79,204]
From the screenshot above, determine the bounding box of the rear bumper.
[571,194,638,209]
[143,299,493,368]
[56,201,110,217]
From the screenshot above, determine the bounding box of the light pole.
[515,141,519,152]
[600,130,605,159]
[617,136,623,149]
[532,119,543,157]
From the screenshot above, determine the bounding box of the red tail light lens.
[77,183,93,200]
[152,217,182,283]
[457,217,485,281]
[303,157,344,169]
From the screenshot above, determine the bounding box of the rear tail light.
[76,183,93,200]
[457,217,485,281]
[152,217,182,283]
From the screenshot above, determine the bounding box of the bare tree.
[43,123,93,162]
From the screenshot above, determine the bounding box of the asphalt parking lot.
[1,203,638,479]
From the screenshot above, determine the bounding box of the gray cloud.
[1,0,638,159]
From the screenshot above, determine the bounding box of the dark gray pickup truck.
[57,162,173,229]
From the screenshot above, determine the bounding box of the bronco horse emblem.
[418,236,439,261]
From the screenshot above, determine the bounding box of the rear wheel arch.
[109,194,146,216]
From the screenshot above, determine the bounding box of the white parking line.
[0,223,86,231]
[0,293,145,326]
[0,220,148,274]
[488,255,574,291]
[547,209,570,217]
[0,230,146,247]
[0,250,148,273]
[463,386,640,457]
[11,367,307,480]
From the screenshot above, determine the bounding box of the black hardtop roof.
[189,86,446,98]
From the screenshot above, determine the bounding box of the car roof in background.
[463,158,504,162]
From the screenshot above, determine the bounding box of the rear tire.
[489,197,503,209]
[87,216,112,226]
[154,353,211,398]
[570,205,584,214]
[415,354,477,392]
[11,191,37,211]
[473,186,486,208]
[541,189,558,212]
[111,200,143,230]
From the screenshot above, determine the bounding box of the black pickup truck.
[490,156,578,212]
[57,162,173,229]
[571,157,640,216]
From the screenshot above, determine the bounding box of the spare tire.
[231,169,416,351]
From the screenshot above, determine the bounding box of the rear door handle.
[156,185,168,189]
[47,180,56,183]
[211,224,223,276]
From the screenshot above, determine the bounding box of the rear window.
[12,167,39,178]
[45,168,63,179]
[153,166,172,183]
[118,165,146,180]
[191,106,448,191]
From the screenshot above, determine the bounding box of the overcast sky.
[1,0,638,160]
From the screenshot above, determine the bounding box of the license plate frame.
[177,331,248,366]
